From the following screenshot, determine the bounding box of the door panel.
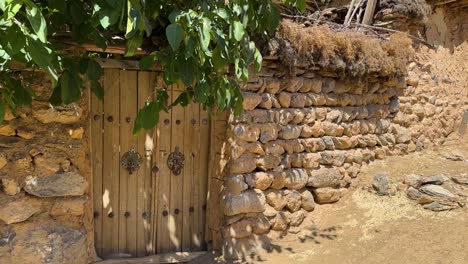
[92,69,210,259]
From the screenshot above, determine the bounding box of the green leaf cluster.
[0,0,305,131]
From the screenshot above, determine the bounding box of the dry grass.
[276,20,414,77]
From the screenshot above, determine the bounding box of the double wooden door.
[91,68,210,259]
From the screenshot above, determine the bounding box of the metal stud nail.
[162,210,168,216]
[152,165,159,174]
[107,115,114,122]
[94,115,100,121]
[124,212,130,218]
[126,117,132,123]
[174,209,180,215]
[164,119,170,125]
[176,120,181,125]
[93,212,99,218]
[142,212,149,219]
[108,212,114,218]
[189,207,194,213]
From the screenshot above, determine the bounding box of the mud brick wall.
[219,62,417,259]
[0,72,92,264]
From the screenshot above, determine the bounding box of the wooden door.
[91,69,210,259]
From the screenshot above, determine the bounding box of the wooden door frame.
[88,59,222,260]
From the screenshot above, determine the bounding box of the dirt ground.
[193,136,468,264]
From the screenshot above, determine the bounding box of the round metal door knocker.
[121,148,142,175]
[167,147,184,175]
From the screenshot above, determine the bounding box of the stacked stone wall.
[0,72,91,264]
[219,58,466,258]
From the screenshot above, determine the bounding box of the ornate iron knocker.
[120,148,142,175]
[167,147,184,175]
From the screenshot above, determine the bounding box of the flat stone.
[421,175,449,185]
[1,178,21,196]
[284,168,308,190]
[423,202,458,212]
[50,198,86,217]
[0,125,16,136]
[225,175,248,194]
[265,190,287,211]
[0,156,7,170]
[307,167,342,188]
[242,92,262,111]
[451,176,468,185]
[244,172,273,190]
[299,189,316,211]
[251,214,271,234]
[24,172,88,197]
[33,104,83,124]
[69,127,84,139]
[223,190,266,216]
[288,210,306,227]
[224,219,253,239]
[312,187,341,204]
[270,211,290,231]
[419,184,456,200]
[0,194,42,224]
[8,225,87,264]
[404,174,423,188]
[285,190,302,212]
[372,173,390,195]
[406,187,422,200]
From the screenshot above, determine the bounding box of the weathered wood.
[169,86,184,252]
[198,109,210,249]
[98,251,206,264]
[156,79,173,253]
[102,69,121,258]
[91,78,104,257]
[362,0,378,25]
[136,71,155,257]
[119,70,139,255]
[95,59,162,71]
[181,102,195,251]
[191,105,202,250]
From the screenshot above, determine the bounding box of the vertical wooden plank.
[119,70,139,256]
[136,71,155,256]
[199,108,210,249]
[191,105,202,250]
[102,69,121,258]
[91,79,104,257]
[181,101,196,251]
[156,79,173,253]
[168,85,184,252]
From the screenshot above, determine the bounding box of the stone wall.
[218,56,466,259]
[0,72,92,264]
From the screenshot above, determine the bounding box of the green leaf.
[26,6,47,43]
[125,33,143,57]
[25,37,52,69]
[296,0,307,12]
[4,0,22,19]
[199,17,211,51]
[194,80,208,103]
[90,80,104,100]
[253,49,262,73]
[212,47,227,71]
[232,21,244,41]
[2,24,25,55]
[8,78,33,106]
[177,56,195,87]
[59,71,82,104]
[86,59,103,80]
[0,100,6,123]
[139,54,155,70]
[166,23,185,50]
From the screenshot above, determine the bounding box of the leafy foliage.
[0,0,306,132]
